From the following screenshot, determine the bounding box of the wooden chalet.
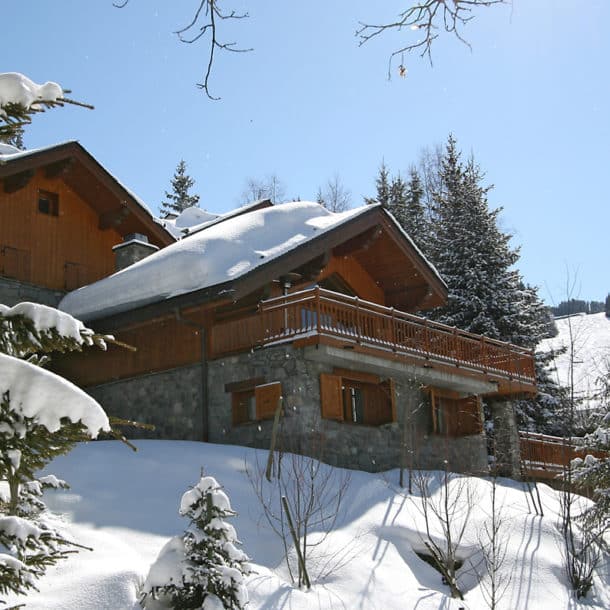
[0,143,537,475]
[0,141,173,303]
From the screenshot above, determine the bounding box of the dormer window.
[38,190,59,216]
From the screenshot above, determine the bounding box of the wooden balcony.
[210,287,536,392]
[519,431,608,480]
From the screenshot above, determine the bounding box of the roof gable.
[0,141,174,247]
[59,201,446,326]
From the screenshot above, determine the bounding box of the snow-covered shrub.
[0,303,111,599]
[141,475,251,609]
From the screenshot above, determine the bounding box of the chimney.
[113,233,159,271]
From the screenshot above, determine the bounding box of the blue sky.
[4,1,609,304]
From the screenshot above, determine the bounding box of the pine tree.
[605,293,610,318]
[141,474,251,609]
[401,167,430,256]
[426,136,563,432]
[366,162,391,207]
[0,303,112,599]
[0,127,24,150]
[161,160,200,216]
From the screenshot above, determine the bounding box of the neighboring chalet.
[0,142,537,476]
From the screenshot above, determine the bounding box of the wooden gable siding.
[0,169,123,290]
[52,316,202,387]
[317,255,385,304]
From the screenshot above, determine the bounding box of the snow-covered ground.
[4,440,609,609]
[541,312,610,410]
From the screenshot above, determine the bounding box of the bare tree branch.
[356,1,507,78]
[114,0,251,100]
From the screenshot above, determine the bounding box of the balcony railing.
[519,431,608,479]
[210,287,536,383]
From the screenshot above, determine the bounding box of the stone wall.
[87,364,205,440]
[0,276,64,307]
[207,344,488,474]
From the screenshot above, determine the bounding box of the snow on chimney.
[112,233,158,271]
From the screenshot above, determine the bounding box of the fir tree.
[0,303,112,599]
[605,293,610,318]
[161,160,200,216]
[401,167,430,256]
[426,136,563,432]
[366,162,391,207]
[141,474,251,609]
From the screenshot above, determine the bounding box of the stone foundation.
[87,364,205,440]
[0,277,64,307]
[207,344,489,474]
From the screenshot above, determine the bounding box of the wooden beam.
[99,204,130,230]
[333,225,382,257]
[293,252,330,280]
[44,157,74,179]
[2,169,35,194]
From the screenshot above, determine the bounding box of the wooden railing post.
[424,319,430,354]
[390,307,396,349]
[355,297,361,343]
[481,336,487,371]
[315,286,321,334]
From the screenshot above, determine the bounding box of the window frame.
[320,369,396,426]
[226,379,282,426]
[38,190,59,217]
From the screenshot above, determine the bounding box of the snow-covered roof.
[0,140,77,164]
[59,201,378,321]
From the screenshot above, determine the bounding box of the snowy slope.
[4,440,609,610]
[541,312,610,410]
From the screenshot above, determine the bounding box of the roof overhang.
[0,141,174,248]
[85,205,447,332]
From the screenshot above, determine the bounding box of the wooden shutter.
[454,396,483,436]
[1,246,30,281]
[255,382,281,420]
[320,373,344,421]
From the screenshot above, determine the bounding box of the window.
[320,369,396,426]
[38,190,59,216]
[226,378,282,426]
[429,389,482,437]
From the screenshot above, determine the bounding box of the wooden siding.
[0,169,123,290]
[53,317,202,386]
[318,255,385,304]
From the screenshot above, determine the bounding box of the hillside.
[3,440,609,609]
[541,312,610,410]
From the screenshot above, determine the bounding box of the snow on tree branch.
[0,354,109,436]
[0,72,93,140]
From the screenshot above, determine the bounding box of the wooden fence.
[519,430,608,479]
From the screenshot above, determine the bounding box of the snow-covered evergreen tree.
[424,136,562,432]
[401,167,430,256]
[367,164,432,256]
[161,160,200,216]
[141,474,251,610]
[0,303,111,599]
